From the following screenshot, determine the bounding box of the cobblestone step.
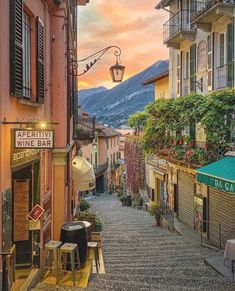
[33,194,235,290]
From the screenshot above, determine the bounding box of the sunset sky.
[77,0,168,90]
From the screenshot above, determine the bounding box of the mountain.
[78,60,169,128]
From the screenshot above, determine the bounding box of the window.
[219,34,224,66]
[10,0,44,102]
[23,12,31,98]
[186,51,189,79]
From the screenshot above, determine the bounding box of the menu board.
[14,180,29,241]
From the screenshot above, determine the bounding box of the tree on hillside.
[128,111,147,135]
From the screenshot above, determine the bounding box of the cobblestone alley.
[34,194,235,291]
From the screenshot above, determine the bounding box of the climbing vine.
[125,137,146,195]
[140,89,235,164]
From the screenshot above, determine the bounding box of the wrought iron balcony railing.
[190,0,235,24]
[73,116,95,141]
[94,162,108,176]
[163,10,194,43]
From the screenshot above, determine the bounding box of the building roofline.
[142,70,169,85]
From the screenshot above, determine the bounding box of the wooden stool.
[87,241,100,273]
[60,243,82,286]
[42,240,62,284]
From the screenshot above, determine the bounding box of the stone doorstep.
[162,216,219,251]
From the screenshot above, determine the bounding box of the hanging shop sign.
[197,174,235,193]
[28,204,45,222]
[14,129,54,149]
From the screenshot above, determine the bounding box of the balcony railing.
[190,0,214,19]
[163,10,195,43]
[73,116,95,141]
[190,0,235,25]
[94,162,108,176]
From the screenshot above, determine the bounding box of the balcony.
[191,0,235,32]
[163,10,196,49]
[73,116,95,141]
[94,162,108,176]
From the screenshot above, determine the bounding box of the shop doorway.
[12,166,32,266]
[96,175,105,193]
[12,162,40,267]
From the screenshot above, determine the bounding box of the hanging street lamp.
[71,46,125,82]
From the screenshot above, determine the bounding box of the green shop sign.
[197,173,235,193]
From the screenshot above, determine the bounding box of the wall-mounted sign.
[14,130,54,149]
[28,204,45,222]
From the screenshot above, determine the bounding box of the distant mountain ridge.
[78,60,169,128]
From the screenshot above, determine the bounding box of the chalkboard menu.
[14,180,29,241]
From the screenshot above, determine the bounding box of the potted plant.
[119,195,128,206]
[79,198,91,211]
[148,204,161,226]
[91,214,103,247]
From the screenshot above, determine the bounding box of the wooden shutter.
[207,34,214,91]
[190,44,196,93]
[10,0,23,97]
[227,20,234,88]
[177,52,182,96]
[36,17,44,103]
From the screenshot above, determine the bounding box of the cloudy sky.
[77,0,168,89]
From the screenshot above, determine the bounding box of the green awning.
[196,157,235,193]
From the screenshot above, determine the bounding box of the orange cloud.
[77,0,168,89]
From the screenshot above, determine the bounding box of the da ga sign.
[14,130,54,149]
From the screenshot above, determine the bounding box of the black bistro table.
[60,221,88,268]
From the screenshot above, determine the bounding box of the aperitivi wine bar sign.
[14,129,54,149]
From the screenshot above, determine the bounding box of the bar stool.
[42,240,62,284]
[60,243,82,286]
[87,241,100,273]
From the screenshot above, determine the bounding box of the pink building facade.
[0,0,89,284]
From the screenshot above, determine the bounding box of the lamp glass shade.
[110,63,125,82]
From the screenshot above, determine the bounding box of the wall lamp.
[71,46,125,82]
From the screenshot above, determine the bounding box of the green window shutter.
[207,34,213,90]
[227,21,234,88]
[10,0,23,97]
[190,43,196,93]
[36,17,44,104]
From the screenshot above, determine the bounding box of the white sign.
[14,130,54,149]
